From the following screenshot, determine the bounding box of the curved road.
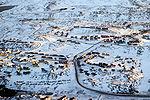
[73,42,150,98]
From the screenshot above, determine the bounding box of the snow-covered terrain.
[0,0,150,99]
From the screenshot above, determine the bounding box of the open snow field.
[0,0,150,99]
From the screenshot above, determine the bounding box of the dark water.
[0,6,16,12]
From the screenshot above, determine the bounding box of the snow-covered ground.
[0,0,150,99]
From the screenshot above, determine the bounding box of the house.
[59,60,68,64]
[47,57,54,59]
[99,62,109,68]
[14,51,23,55]
[94,36,99,40]
[19,57,28,62]
[74,36,78,39]
[59,57,67,60]
[57,55,65,57]
[82,54,87,58]
[0,64,4,67]
[101,35,110,38]
[16,69,21,75]
[91,72,97,76]
[98,55,106,58]
[71,36,74,38]
[49,64,54,68]
[23,67,30,70]
[38,53,44,55]
[84,54,97,63]
[92,52,99,54]
[41,56,47,58]
[114,40,125,44]
[55,62,59,64]
[32,61,40,67]
[80,36,84,39]
[77,60,81,67]
[65,33,69,37]
[7,63,14,67]
[79,68,84,73]
[66,61,70,68]
[85,72,90,76]
[2,58,8,61]
[104,39,113,43]
[127,40,140,45]
[86,52,92,55]
[44,60,50,65]
[58,65,65,69]
[90,36,94,40]
[45,54,50,56]
[110,35,116,38]
[23,71,31,75]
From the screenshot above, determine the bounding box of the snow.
[76,43,150,95]
[0,0,150,99]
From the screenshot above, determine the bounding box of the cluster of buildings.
[52,27,142,47]
[0,49,32,75]
[0,38,37,50]
[14,52,70,74]
[0,47,70,76]
[76,50,142,79]
[54,31,69,37]
[76,48,144,94]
